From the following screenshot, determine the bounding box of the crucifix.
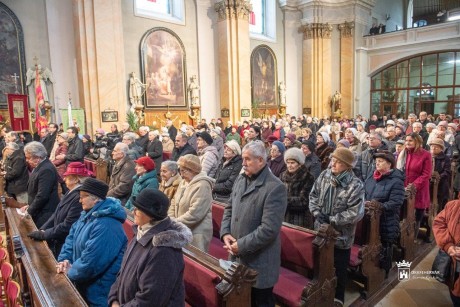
[10,73,20,94]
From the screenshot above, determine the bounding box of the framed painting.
[251,45,278,108]
[101,111,118,122]
[140,28,187,109]
[241,108,251,117]
[0,3,27,109]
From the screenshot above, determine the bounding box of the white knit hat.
[224,140,241,155]
[284,147,305,165]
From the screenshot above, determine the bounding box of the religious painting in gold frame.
[140,28,187,109]
[251,45,278,108]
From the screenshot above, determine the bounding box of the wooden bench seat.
[397,184,416,261]
[211,201,337,306]
[348,201,385,296]
[183,244,257,307]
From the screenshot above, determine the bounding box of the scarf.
[137,218,164,240]
[324,169,352,215]
[373,169,391,181]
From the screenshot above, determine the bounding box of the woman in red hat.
[28,161,93,258]
[125,156,159,211]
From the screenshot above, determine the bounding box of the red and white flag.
[34,67,48,132]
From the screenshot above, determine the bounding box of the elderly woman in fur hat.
[213,140,243,203]
[168,154,214,252]
[280,148,315,228]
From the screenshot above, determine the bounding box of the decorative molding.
[214,0,252,21]
[298,23,333,39]
[338,21,355,38]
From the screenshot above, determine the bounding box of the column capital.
[214,0,252,21]
[338,21,355,38]
[298,23,333,40]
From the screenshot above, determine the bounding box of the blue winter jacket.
[124,170,159,210]
[58,197,127,307]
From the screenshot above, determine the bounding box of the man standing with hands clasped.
[220,140,287,307]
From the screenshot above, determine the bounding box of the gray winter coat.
[198,146,220,178]
[309,169,365,249]
[221,165,287,288]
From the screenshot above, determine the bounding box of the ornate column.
[338,21,355,118]
[299,23,333,118]
[214,0,252,122]
[73,0,127,133]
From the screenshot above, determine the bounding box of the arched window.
[370,51,460,117]
[250,0,276,42]
[134,0,185,25]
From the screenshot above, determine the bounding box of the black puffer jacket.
[364,168,405,242]
[213,155,243,203]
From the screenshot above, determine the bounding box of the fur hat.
[80,178,108,200]
[438,121,448,128]
[284,147,305,164]
[373,150,396,169]
[177,154,202,174]
[386,120,395,126]
[331,148,355,168]
[317,132,330,144]
[429,138,445,150]
[448,123,458,130]
[224,140,241,155]
[196,131,213,145]
[134,156,156,172]
[133,189,170,220]
[272,141,286,154]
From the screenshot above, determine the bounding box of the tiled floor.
[374,247,452,307]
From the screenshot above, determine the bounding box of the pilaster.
[214,0,252,122]
[73,0,126,133]
[299,23,332,118]
[338,21,354,117]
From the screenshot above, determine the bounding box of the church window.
[134,0,185,25]
[250,0,276,42]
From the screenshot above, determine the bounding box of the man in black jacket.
[57,126,84,165]
[41,123,58,157]
[145,131,163,175]
[172,133,196,161]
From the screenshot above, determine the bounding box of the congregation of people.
[2,110,460,307]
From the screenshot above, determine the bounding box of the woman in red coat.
[396,132,432,242]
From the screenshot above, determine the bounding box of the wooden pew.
[397,184,416,261]
[84,157,109,184]
[183,244,257,307]
[3,207,87,307]
[348,201,385,296]
[210,201,337,306]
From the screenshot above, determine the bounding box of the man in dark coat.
[2,142,29,202]
[166,120,178,141]
[41,123,58,157]
[58,126,84,165]
[172,133,197,161]
[6,142,59,228]
[221,140,287,306]
[27,162,92,258]
[107,143,136,205]
[145,131,163,175]
[135,126,149,149]
[354,132,388,182]
[108,189,192,307]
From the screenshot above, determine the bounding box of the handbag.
[431,248,453,284]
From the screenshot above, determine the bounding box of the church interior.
[0,0,460,306]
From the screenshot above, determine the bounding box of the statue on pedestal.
[129,72,148,112]
[188,75,200,106]
[26,63,55,103]
[279,81,286,106]
[331,91,342,119]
